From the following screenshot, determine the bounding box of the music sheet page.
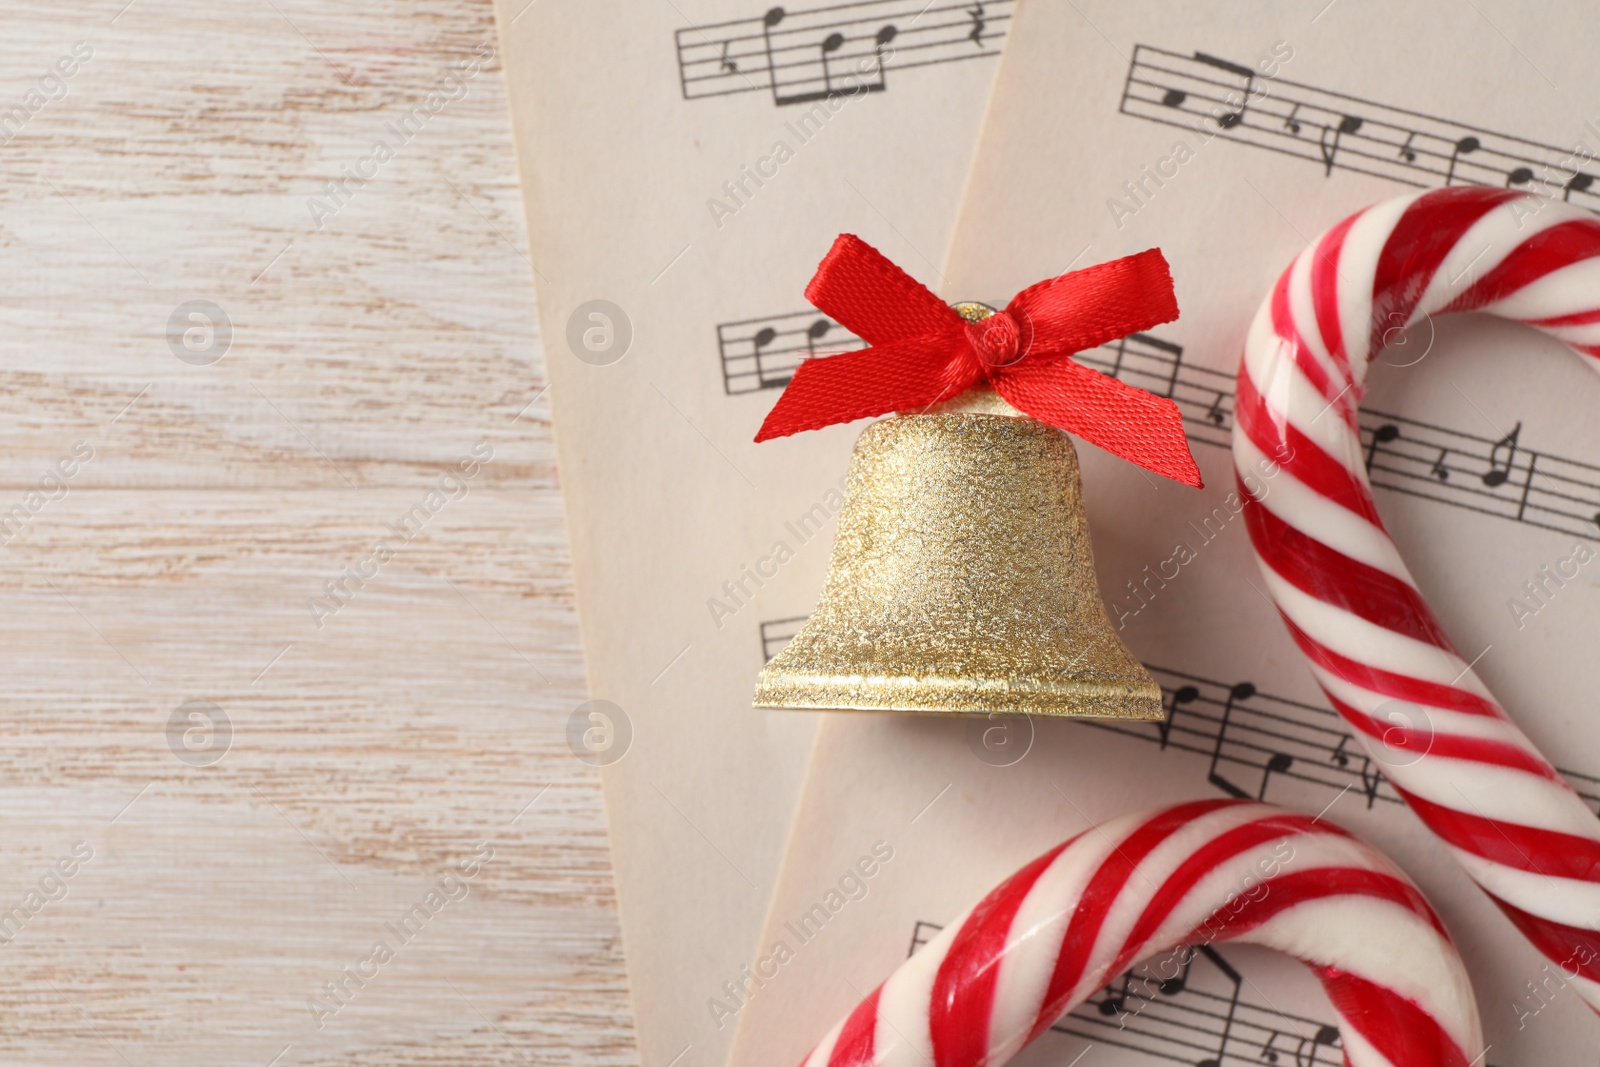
[492,2,1010,1064]
[730,2,1600,1063]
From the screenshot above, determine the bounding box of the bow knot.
[966,309,1025,368]
[755,235,1203,488]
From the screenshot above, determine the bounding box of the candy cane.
[800,800,1481,1067]
[1234,186,1600,1008]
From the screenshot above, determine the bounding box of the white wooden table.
[0,1,632,1063]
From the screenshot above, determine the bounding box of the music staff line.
[1120,45,1600,211]
[911,923,1337,1067]
[718,309,868,393]
[1112,666,1600,818]
[677,0,1010,105]
[722,312,1600,541]
[758,618,1600,818]
[1128,54,1550,184]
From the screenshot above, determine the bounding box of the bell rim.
[752,670,1164,721]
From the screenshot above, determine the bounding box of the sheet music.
[493,2,1006,1065]
[730,3,1600,1064]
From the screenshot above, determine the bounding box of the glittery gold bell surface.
[753,399,1163,719]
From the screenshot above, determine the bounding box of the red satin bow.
[754,235,1203,488]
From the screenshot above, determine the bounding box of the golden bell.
[753,307,1162,720]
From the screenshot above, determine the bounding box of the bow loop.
[1005,248,1179,358]
[757,237,1203,488]
[804,234,961,345]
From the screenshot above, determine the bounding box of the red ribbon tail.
[754,336,972,442]
[994,361,1203,487]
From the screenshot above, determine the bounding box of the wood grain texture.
[0,1,633,1063]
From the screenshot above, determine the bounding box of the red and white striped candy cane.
[801,800,1481,1067]
[1234,186,1600,1007]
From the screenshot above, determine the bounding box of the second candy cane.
[1234,186,1600,1007]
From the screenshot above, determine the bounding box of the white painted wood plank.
[0,0,630,1062]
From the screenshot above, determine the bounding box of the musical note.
[1159,684,1199,749]
[719,310,877,392]
[1195,947,1242,1067]
[907,919,940,956]
[1366,423,1400,472]
[1206,389,1227,426]
[1122,665,1600,816]
[812,635,1600,843]
[758,7,787,104]
[1194,51,1255,129]
[967,3,986,47]
[1430,445,1451,481]
[1041,937,1343,1067]
[804,317,832,357]
[1084,944,1256,1062]
[873,24,897,82]
[1358,756,1383,806]
[729,317,1600,541]
[1483,423,1521,487]
[678,0,1012,106]
[773,24,896,103]
[1207,682,1258,799]
[752,326,784,388]
[816,31,847,93]
[1317,114,1363,177]
[1118,46,1600,222]
[1260,752,1294,799]
[1097,972,1132,1018]
[1295,1024,1341,1067]
[1515,451,1541,521]
[1444,134,1481,185]
[1163,339,1186,398]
